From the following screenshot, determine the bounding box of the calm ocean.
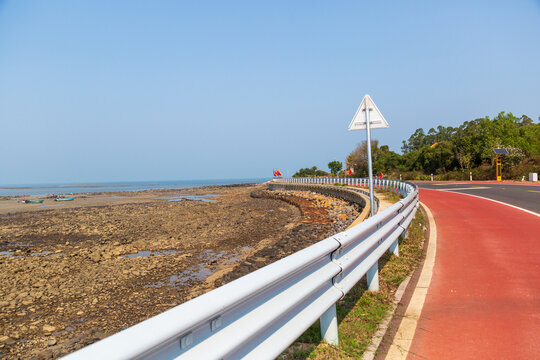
[0,178,271,197]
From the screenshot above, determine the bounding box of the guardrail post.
[390,240,399,256]
[320,304,339,346]
[367,262,379,291]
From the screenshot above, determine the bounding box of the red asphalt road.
[408,189,540,359]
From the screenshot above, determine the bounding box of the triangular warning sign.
[348,94,389,130]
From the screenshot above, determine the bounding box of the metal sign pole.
[348,94,388,217]
[364,103,375,216]
[496,154,502,181]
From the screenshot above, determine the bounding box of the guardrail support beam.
[390,239,399,257]
[320,304,339,346]
[367,262,379,291]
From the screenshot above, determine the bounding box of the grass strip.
[279,209,426,359]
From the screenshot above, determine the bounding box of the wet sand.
[0,183,360,359]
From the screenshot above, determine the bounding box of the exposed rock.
[0,184,361,358]
[42,325,56,333]
[0,335,10,343]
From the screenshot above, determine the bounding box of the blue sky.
[1,1,539,184]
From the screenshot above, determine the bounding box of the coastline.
[0,182,265,215]
[0,183,360,359]
[0,178,271,198]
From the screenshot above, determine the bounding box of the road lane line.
[437,186,491,191]
[415,181,540,187]
[430,183,463,186]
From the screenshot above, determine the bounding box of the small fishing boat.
[54,197,75,202]
[23,200,44,204]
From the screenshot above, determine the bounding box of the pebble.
[0,335,10,343]
[268,189,361,235]
[42,325,56,333]
[47,338,57,346]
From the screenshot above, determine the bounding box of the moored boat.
[23,200,44,204]
[54,197,75,202]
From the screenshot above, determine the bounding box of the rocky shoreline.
[0,184,361,359]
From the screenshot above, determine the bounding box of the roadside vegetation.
[279,209,426,359]
[294,112,539,181]
[293,166,330,178]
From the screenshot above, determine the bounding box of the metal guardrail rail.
[63,178,418,360]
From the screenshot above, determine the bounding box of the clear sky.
[1,1,539,184]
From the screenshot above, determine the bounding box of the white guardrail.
[63,178,418,360]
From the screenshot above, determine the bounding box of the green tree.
[292,166,329,177]
[417,141,455,174]
[402,128,426,153]
[347,110,538,179]
[519,123,540,156]
[347,140,379,177]
[347,141,403,176]
[328,161,343,176]
[373,145,402,174]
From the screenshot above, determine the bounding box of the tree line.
[294,112,539,180]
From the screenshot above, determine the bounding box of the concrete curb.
[361,275,412,360]
[346,188,371,229]
[384,202,437,360]
[267,183,376,228]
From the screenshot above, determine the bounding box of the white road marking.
[431,183,463,186]
[420,181,540,187]
[437,186,491,191]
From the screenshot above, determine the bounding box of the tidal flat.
[0,183,359,359]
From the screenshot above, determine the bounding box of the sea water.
[0,178,270,197]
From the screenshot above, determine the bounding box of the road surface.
[413,182,540,214]
[403,188,540,359]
